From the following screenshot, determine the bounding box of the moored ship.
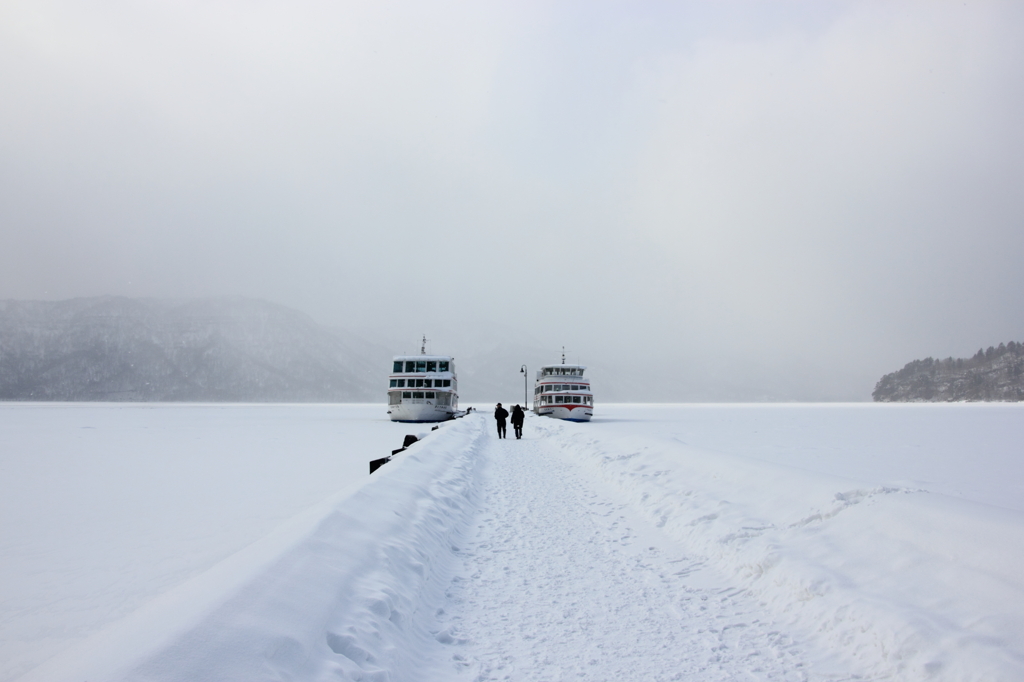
[533,354,593,422]
[387,337,458,422]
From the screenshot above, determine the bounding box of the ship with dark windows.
[533,360,593,422]
[387,341,459,422]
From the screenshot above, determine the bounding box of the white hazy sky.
[2,0,1023,400]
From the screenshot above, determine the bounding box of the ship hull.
[387,401,455,423]
[536,404,593,422]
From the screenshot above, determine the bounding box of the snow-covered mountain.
[0,297,386,402]
[873,342,1024,401]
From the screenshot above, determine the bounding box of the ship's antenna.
[561,346,565,365]
[421,334,427,355]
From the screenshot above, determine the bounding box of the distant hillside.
[873,342,1024,402]
[0,297,385,402]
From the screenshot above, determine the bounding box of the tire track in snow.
[429,419,827,681]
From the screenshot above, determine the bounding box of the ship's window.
[439,361,449,372]
[573,396,581,403]
[405,361,415,373]
[412,379,420,387]
[578,370,584,377]
[555,396,564,403]
[413,391,424,399]
[397,379,405,387]
[425,391,435,398]
[426,361,437,372]
[393,361,402,373]
[423,379,432,388]
[390,379,397,387]
[416,360,426,372]
[403,391,412,398]
[443,379,451,387]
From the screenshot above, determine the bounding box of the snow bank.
[0,403,415,680]
[544,408,1024,681]
[17,415,487,682]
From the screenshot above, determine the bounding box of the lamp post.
[520,365,528,411]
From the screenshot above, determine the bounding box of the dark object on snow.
[494,403,509,438]
[432,425,439,431]
[371,432,433,474]
[511,404,525,439]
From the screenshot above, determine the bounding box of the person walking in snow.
[494,403,509,439]
[510,404,525,439]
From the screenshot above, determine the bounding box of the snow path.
[430,417,829,681]
[13,405,1024,681]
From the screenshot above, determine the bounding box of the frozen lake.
[3,402,1023,681]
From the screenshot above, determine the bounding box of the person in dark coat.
[510,404,525,439]
[494,403,509,438]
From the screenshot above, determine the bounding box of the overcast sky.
[2,0,1023,400]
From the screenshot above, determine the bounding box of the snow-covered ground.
[3,403,1023,681]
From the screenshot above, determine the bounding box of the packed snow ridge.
[9,405,1024,681]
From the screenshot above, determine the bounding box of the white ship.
[387,337,459,423]
[533,353,593,422]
